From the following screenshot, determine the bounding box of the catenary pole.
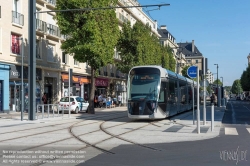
[28,0,36,120]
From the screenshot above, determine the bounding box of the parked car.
[58,96,89,113]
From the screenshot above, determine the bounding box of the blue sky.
[138,0,250,86]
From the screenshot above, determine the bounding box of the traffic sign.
[187,66,197,78]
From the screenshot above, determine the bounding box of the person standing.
[118,94,122,107]
[42,93,47,104]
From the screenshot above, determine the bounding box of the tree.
[231,79,243,94]
[55,0,120,114]
[240,65,250,91]
[181,65,190,78]
[213,79,223,86]
[116,21,175,73]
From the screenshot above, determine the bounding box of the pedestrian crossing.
[225,127,238,135]
[162,125,250,136]
[223,127,250,136]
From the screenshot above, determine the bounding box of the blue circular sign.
[187,66,197,78]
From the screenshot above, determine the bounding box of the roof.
[177,42,203,58]
[157,28,175,41]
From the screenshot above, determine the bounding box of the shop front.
[0,64,10,112]
[61,73,90,100]
[9,65,42,112]
[95,78,109,96]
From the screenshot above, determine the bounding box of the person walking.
[42,93,47,104]
[118,94,122,107]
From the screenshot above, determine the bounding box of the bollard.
[42,105,44,119]
[211,103,214,131]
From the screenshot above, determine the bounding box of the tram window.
[168,79,177,103]
[158,82,166,102]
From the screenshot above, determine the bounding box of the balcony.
[47,23,60,37]
[36,19,47,32]
[46,0,56,6]
[12,11,24,26]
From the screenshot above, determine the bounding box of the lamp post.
[17,37,24,121]
[214,64,219,95]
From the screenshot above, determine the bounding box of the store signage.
[95,78,108,87]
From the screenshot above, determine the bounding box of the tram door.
[0,81,2,112]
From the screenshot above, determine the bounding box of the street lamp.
[16,37,24,121]
[214,64,219,95]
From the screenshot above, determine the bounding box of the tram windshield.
[128,67,160,101]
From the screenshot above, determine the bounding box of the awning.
[61,74,90,84]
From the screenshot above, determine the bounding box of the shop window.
[11,33,21,55]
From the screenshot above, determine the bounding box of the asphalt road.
[83,99,250,166]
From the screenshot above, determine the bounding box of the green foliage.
[116,21,175,73]
[181,65,190,78]
[240,65,250,91]
[231,79,243,94]
[213,79,223,86]
[55,0,120,114]
[55,0,119,70]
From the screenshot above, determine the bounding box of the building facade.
[0,0,159,112]
[177,40,207,75]
[157,25,186,75]
[206,69,214,84]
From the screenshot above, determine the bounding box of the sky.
[138,0,250,86]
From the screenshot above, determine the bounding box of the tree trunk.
[88,67,95,114]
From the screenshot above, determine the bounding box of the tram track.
[0,111,126,135]
[99,121,162,151]
[0,112,170,165]
[0,112,127,143]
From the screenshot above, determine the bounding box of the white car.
[58,96,89,113]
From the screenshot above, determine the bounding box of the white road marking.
[247,128,250,134]
[225,128,238,135]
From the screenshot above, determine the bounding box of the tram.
[127,65,198,119]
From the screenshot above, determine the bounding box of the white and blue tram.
[127,65,198,119]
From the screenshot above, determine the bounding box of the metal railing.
[36,19,47,32]
[12,11,24,26]
[36,104,61,119]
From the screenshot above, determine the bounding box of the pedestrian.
[94,95,98,108]
[118,94,122,107]
[42,93,47,104]
[25,93,28,112]
[98,94,103,108]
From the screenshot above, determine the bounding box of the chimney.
[192,40,194,53]
[160,25,167,30]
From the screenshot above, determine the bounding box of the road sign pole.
[192,86,195,125]
[203,57,206,125]
[197,67,200,134]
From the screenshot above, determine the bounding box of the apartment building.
[0,0,159,112]
[206,69,214,84]
[177,40,207,75]
[157,25,186,75]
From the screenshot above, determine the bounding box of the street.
[0,99,249,166]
